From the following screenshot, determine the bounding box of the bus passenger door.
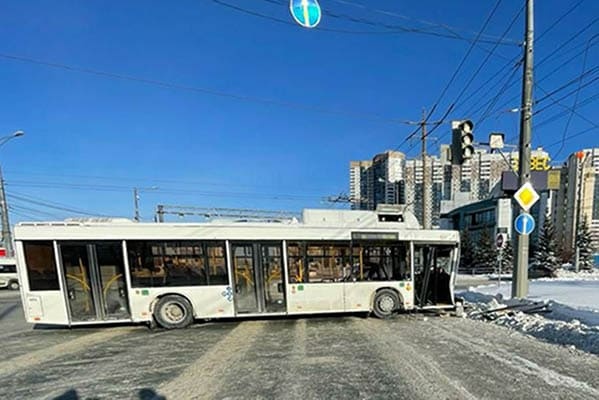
[413,244,456,308]
[231,242,286,315]
[59,242,131,323]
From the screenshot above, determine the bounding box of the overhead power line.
[5,180,325,202]
[535,84,599,155]
[453,0,587,118]
[552,33,599,159]
[329,0,520,46]
[224,0,519,45]
[394,0,505,153]
[0,52,401,124]
[6,192,108,217]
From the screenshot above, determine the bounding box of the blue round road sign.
[289,0,322,28]
[514,213,535,235]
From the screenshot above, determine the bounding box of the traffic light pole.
[513,0,534,299]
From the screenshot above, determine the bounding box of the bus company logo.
[221,287,233,302]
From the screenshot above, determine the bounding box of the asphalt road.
[1,290,599,400]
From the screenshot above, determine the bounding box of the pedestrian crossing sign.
[513,182,540,211]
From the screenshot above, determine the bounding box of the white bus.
[14,208,460,329]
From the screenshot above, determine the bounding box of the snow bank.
[550,269,599,281]
[460,291,599,356]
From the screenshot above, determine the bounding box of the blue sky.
[0,0,597,222]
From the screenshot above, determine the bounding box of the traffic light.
[451,120,475,164]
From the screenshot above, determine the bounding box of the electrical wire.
[534,84,599,152]
[6,181,325,201]
[393,0,504,153]
[9,204,63,219]
[475,60,523,125]
[533,75,599,115]
[329,0,520,45]
[6,192,109,217]
[0,52,401,124]
[552,33,599,159]
[482,18,599,118]
[244,0,520,45]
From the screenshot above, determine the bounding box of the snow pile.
[551,269,599,281]
[461,291,599,356]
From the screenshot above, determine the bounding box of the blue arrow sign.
[289,0,322,28]
[514,213,535,235]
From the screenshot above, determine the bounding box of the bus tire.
[372,289,399,319]
[153,295,194,329]
[8,280,19,290]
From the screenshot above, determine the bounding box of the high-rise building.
[349,146,550,228]
[552,148,599,255]
[349,160,372,210]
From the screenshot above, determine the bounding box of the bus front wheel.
[372,289,399,319]
[153,295,194,329]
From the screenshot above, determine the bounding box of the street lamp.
[133,186,158,222]
[0,130,25,257]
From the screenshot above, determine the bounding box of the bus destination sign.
[351,232,399,241]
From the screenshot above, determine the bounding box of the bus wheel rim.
[379,296,395,313]
[162,302,186,323]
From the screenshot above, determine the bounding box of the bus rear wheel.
[154,295,194,329]
[8,281,19,290]
[372,289,399,319]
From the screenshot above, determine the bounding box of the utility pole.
[512,0,534,299]
[0,168,13,257]
[133,188,140,222]
[421,108,429,230]
[155,204,165,223]
[404,109,442,229]
[133,186,158,222]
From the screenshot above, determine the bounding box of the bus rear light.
[33,317,41,321]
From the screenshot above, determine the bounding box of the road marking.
[353,318,478,400]
[0,327,136,377]
[158,321,265,400]
[437,323,599,398]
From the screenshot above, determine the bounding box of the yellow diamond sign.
[514,182,540,211]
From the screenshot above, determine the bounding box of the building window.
[460,180,471,192]
[593,179,599,220]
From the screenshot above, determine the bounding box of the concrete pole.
[512,0,534,299]
[0,168,14,257]
[421,109,429,229]
[133,188,140,222]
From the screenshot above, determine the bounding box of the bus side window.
[23,241,60,291]
[287,243,305,283]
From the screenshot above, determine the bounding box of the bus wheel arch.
[372,288,401,319]
[152,294,194,329]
